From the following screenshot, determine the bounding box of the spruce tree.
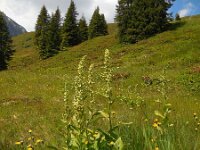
[78,16,88,42]
[35,6,52,59]
[100,14,108,35]
[49,8,61,52]
[116,0,175,43]
[0,12,13,70]
[88,7,108,39]
[61,0,79,48]
[175,13,181,21]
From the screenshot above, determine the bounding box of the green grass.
[0,15,200,149]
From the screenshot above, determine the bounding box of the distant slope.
[2,12,27,36]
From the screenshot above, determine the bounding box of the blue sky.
[0,0,200,31]
[170,0,200,17]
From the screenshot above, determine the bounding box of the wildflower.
[153,123,158,128]
[15,141,23,145]
[28,129,32,133]
[153,119,161,128]
[36,139,43,144]
[109,141,115,146]
[155,146,159,150]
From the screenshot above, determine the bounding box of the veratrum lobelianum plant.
[62,49,124,150]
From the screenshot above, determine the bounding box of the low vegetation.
[0,15,200,149]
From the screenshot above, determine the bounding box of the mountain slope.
[4,15,200,100]
[2,12,27,36]
[0,15,200,149]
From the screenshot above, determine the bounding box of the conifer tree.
[100,14,108,35]
[0,12,13,70]
[49,8,61,52]
[35,6,51,59]
[88,7,108,39]
[115,0,133,43]
[175,13,181,21]
[78,16,88,42]
[116,0,175,43]
[61,0,79,48]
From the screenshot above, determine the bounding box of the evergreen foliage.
[49,8,61,52]
[100,14,108,35]
[61,0,79,48]
[175,13,181,21]
[35,6,52,59]
[0,12,13,70]
[116,0,175,43]
[78,16,88,42]
[88,7,108,39]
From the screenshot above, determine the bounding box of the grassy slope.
[0,16,200,149]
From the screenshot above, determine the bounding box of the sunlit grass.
[0,15,200,149]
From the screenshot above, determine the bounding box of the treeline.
[0,0,178,70]
[35,1,108,59]
[0,12,13,70]
[115,0,175,43]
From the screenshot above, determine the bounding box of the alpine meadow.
[0,0,200,150]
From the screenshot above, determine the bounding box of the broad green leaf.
[114,137,124,150]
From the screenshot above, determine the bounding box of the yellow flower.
[15,141,23,145]
[153,119,161,128]
[153,123,158,128]
[36,139,43,143]
[109,141,115,146]
[28,129,32,133]
[155,146,159,150]
[193,113,197,117]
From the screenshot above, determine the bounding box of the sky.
[0,0,200,32]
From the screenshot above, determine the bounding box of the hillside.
[0,16,200,149]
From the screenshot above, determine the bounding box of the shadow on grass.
[168,21,186,31]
